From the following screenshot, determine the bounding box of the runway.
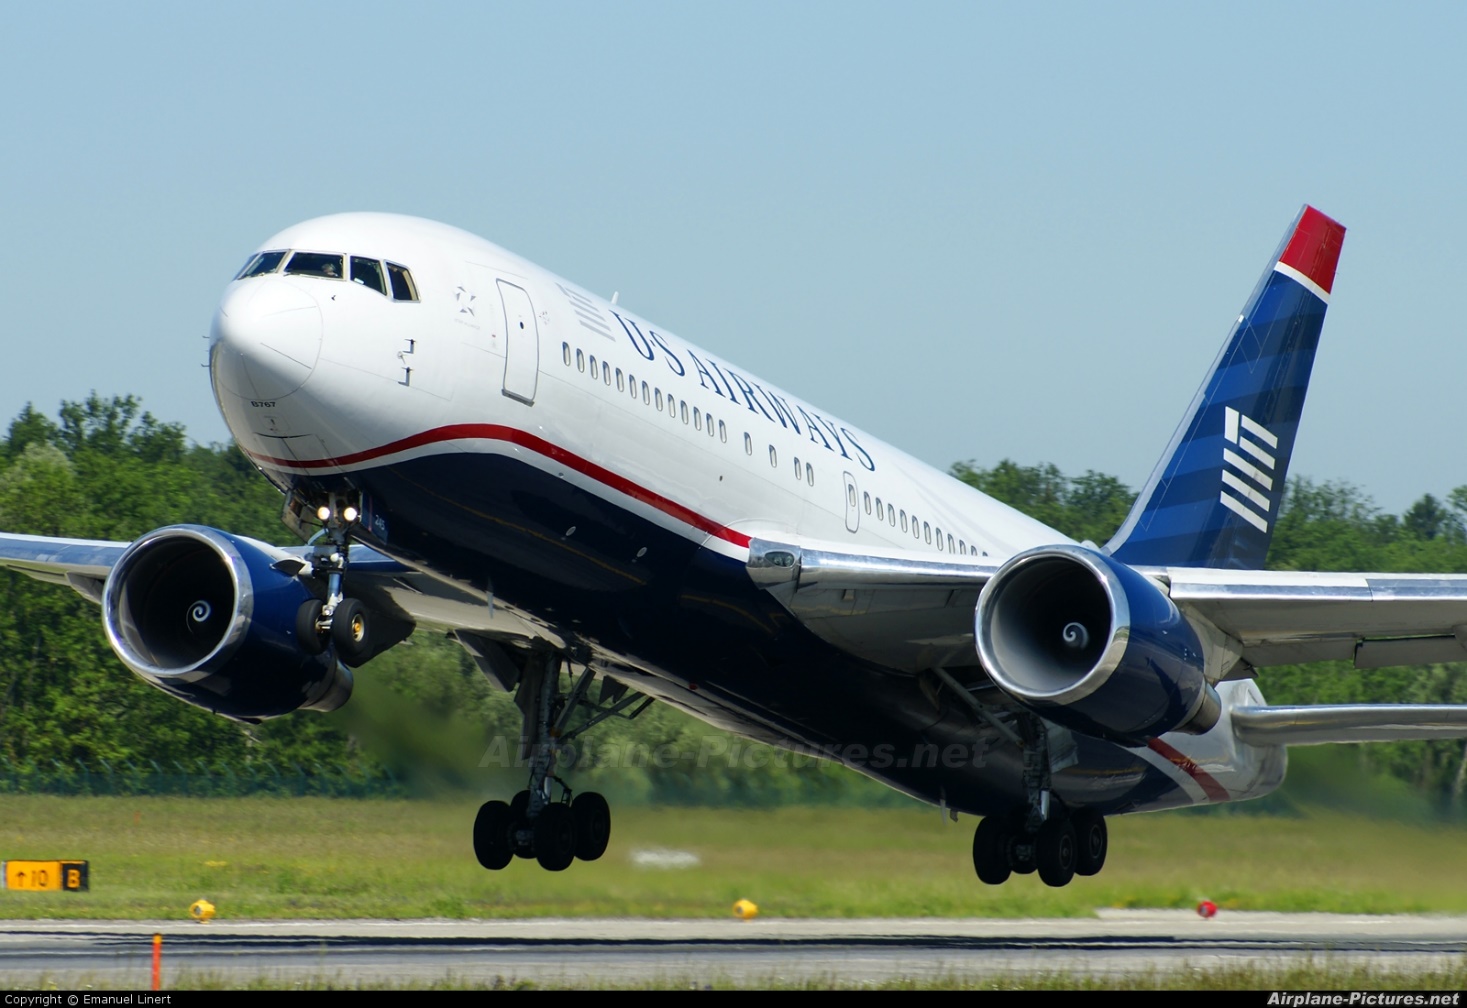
[2,913,1466,988]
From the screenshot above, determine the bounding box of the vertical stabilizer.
[1105,206,1346,569]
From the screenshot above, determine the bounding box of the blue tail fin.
[1105,205,1346,569]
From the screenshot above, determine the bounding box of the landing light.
[342,506,359,523]
[316,505,332,522]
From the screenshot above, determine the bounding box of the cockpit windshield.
[235,248,419,302]
[285,252,344,279]
[234,250,287,280]
[350,256,385,294]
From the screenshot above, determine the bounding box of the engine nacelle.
[102,525,351,721]
[974,544,1220,746]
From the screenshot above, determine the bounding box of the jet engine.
[102,525,351,721]
[974,544,1220,745]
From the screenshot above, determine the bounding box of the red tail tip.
[1279,205,1346,295]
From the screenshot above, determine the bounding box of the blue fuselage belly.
[287,449,1185,816]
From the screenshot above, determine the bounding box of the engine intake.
[103,525,351,721]
[974,544,1219,745]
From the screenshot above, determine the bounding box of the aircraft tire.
[972,815,1012,885]
[1073,809,1108,876]
[572,791,611,861]
[295,599,326,655]
[534,804,577,872]
[472,800,513,870]
[331,598,372,666]
[1035,816,1077,888]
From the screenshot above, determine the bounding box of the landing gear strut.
[970,714,1107,888]
[472,650,649,872]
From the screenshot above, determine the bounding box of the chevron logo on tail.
[1220,407,1279,532]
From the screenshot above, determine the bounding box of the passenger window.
[386,262,419,301]
[958,539,966,554]
[719,421,727,443]
[616,369,625,392]
[642,381,650,404]
[936,527,944,551]
[604,365,612,387]
[656,389,664,410]
[693,407,702,431]
[681,401,689,424]
[350,257,386,294]
[923,522,931,544]
[863,492,872,514]
[235,250,286,280]
[589,356,599,379]
[769,446,778,467]
[888,504,895,525]
[948,534,956,553]
[900,510,907,532]
[806,462,814,485]
[285,252,344,279]
[576,349,585,372]
[793,457,801,479]
[744,432,752,455]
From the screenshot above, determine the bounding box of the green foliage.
[949,459,1133,544]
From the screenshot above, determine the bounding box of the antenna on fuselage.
[611,291,620,305]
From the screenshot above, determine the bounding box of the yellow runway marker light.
[190,899,216,922]
[732,898,758,919]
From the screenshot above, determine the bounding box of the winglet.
[1104,206,1346,569]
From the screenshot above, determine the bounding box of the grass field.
[3,796,1467,920]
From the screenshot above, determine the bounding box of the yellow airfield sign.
[3,860,89,891]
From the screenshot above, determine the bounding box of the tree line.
[4,396,1467,811]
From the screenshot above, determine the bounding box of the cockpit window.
[235,250,287,280]
[386,262,419,302]
[284,252,344,279]
[350,256,386,295]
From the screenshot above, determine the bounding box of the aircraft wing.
[747,537,999,671]
[746,537,1467,674]
[0,530,563,649]
[1161,567,1467,669]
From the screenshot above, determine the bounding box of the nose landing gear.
[291,493,377,667]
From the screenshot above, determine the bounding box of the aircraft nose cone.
[210,279,323,400]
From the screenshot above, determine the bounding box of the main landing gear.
[971,804,1107,887]
[472,651,651,872]
[970,713,1108,888]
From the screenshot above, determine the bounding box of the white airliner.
[7,205,1467,885]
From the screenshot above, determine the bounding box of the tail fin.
[1105,205,1346,569]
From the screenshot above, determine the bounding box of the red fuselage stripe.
[240,424,753,548]
[1146,737,1230,802]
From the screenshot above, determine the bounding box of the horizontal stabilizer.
[1232,704,1467,746]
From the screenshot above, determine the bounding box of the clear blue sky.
[2,2,1462,515]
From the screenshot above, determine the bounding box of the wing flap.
[1160,567,1467,669]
